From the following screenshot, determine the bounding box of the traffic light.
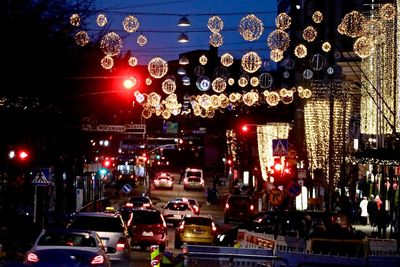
[270,158,291,186]
[241,125,249,133]
[102,159,111,168]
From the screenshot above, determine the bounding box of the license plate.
[142,231,154,236]
[191,229,204,234]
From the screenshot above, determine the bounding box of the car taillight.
[116,238,126,251]
[91,255,105,265]
[212,222,217,232]
[193,206,199,213]
[26,252,39,263]
[184,178,188,184]
[125,203,133,208]
[143,203,151,208]
[200,179,205,185]
[179,221,185,232]
[250,205,254,211]
[225,203,230,209]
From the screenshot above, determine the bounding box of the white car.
[24,228,111,267]
[153,172,174,190]
[162,200,195,226]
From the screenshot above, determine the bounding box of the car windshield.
[185,217,211,226]
[166,202,190,211]
[38,233,96,247]
[128,196,150,203]
[69,216,124,232]
[131,211,163,224]
[186,171,201,177]
[228,196,251,207]
[157,176,171,180]
[188,177,200,182]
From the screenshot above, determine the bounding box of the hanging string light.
[100,32,123,56]
[148,57,168,79]
[137,33,148,46]
[70,14,80,26]
[220,53,234,67]
[239,14,264,41]
[96,14,108,27]
[228,78,235,86]
[75,31,90,46]
[267,29,290,51]
[362,18,385,44]
[162,78,176,94]
[212,77,227,93]
[250,76,260,87]
[353,36,375,58]
[241,51,262,73]
[265,91,280,106]
[322,41,331,52]
[100,55,114,69]
[270,49,284,62]
[128,56,138,66]
[209,32,223,47]
[303,26,318,42]
[338,11,365,38]
[238,75,249,87]
[275,13,291,30]
[122,15,140,33]
[207,16,224,33]
[312,11,323,24]
[199,55,208,65]
[294,44,308,58]
[379,3,396,21]
[210,95,221,108]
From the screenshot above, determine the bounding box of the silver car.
[67,212,131,266]
[24,228,111,267]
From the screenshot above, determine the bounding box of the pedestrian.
[359,196,368,226]
[179,169,185,184]
[376,202,388,238]
[367,194,378,227]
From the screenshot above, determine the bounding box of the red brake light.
[193,206,199,212]
[125,203,133,208]
[91,255,105,265]
[179,221,185,232]
[116,238,126,251]
[250,205,254,211]
[225,203,230,209]
[26,252,39,263]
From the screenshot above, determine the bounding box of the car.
[224,194,255,224]
[174,215,217,248]
[153,172,174,190]
[126,208,168,250]
[161,200,195,226]
[125,195,154,209]
[183,176,205,190]
[67,212,131,267]
[24,228,111,267]
[174,197,201,215]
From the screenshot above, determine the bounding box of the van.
[183,168,205,190]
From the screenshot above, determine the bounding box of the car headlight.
[217,234,225,242]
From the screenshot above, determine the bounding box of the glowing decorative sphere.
[101,56,114,69]
[128,56,138,66]
[363,18,385,44]
[219,95,230,108]
[206,109,215,118]
[250,77,259,87]
[70,14,80,26]
[212,78,227,93]
[353,36,374,58]
[220,53,234,67]
[270,49,284,62]
[137,34,148,46]
[75,31,90,46]
[259,72,274,88]
[281,94,294,104]
[312,11,323,24]
[145,78,152,85]
[229,93,238,102]
[199,55,208,65]
[294,44,307,58]
[275,13,291,30]
[241,51,262,73]
[265,91,280,106]
[303,88,312,98]
[148,57,168,79]
[379,3,396,21]
[100,32,123,56]
[162,79,176,94]
[279,88,288,97]
[338,11,365,38]
[196,76,211,91]
[210,95,221,108]
[303,26,317,42]
[238,76,248,87]
[239,14,264,41]
[96,14,108,27]
[228,78,235,86]
[148,92,161,106]
[207,16,224,33]
[267,29,290,51]
[194,65,205,76]
[142,109,152,119]
[123,15,140,33]
[162,110,171,120]
[322,42,331,52]
[199,94,211,109]
[209,32,223,47]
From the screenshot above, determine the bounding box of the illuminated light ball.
[148,92,161,106]
[241,51,262,73]
[209,32,223,47]
[196,76,211,91]
[128,56,138,67]
[322,42,331,52]
[182,75,190,86]
[228,78,235,86]
[303,88,312,98]
[199,55,208,65]
[267,29,290,51]
[379,3,396,21]
[265,91,280,106]
[229,93,238,102]
[206,109,215,118]
[100,32,123,56]
[123,77,137,89]
[101,55,114,69]
[297,86,304,93]
[250,77,259,87]
[200,109,207,118]
[162,79,176,94]
[212,77,227,93]
[353,36,375,58]
[137,34,148,46]
[210,95,221,108]
[162,110,171,120]
[270,49,284,62]
[96,13,108,27]
[75,31,90,46]
[242,92,256,106]
[294,44,308,58]
[220,53,234,67]
[262,90,270,97]
[207,16,224,33]
[302,26,317,42]
[239,14,264,41]
[135,92,145,103]
[362,19,385,44]
[199,94,211,109]
[312,11,323,24]
[281,94,294,104]
[123,15,140,33]
[70,13,80,26]
[142,109,152,119]
[337,11,365,38]
[219,96,230,108]
[193,108,201,116]
[238,76,248,87]
[290,86,297,92]
[259,72,274,89]
[155,105,164,116]
[279,88,288,97]
[145,78,152,85]
[148,57,168,79]
[275,13,291,30]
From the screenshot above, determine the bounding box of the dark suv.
[224,194,255,224]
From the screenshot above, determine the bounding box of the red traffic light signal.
[241,125,249,132]
[103,160,111,167]
[18,150,29,160]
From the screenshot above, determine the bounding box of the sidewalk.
[353,223,396,238]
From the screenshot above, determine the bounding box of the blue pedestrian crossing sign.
[32,169,50,186]
[272,139,288,156]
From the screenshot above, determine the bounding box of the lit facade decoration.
[100,32,123,56]
[122,15,140,33]
[275,13,291,30]
[75,31,90,46]
[148,57,168,79]
[360,12,399,134]
[338,11,365,38]
[96,14,108,27]
[239,14,264,41]
[353,36,375,58]
[256,123,290,181]
[226,130,238,163]
[379,3,396,21]
[207,16,224,33]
